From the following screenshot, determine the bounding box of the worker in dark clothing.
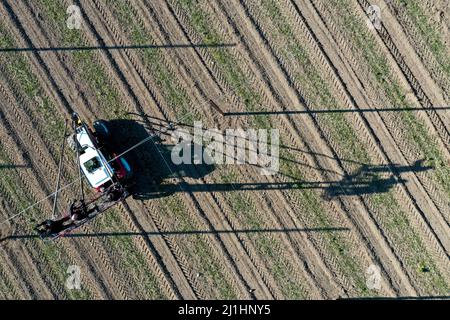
[34,216,70,237]
[87,204,100,218]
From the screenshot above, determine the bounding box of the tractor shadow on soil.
[105,118,215,200]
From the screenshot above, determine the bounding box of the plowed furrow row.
[198,189,284,299]
[208,0,384,298]
[164,0,398,296]
[0,1,77,114]
[0,118,70,299]
[0,256,24,299]
[0,80,132,298]
[163,0,254,113]
[19,0,105,121]
[295,0,450,277]
[0,197,56,299]
[296,0,445,268]
[374,0,449,109]
[0,57,131,299]
[0,250,34,299]
[288,0,450,291]
[120,0,305,299]
[77,0,173,120]
[0,77,126,300]
[121,0,392,298]
[119,202,192,299]
[130,0,226,117]
[2,0,446,299]
[308,0,450,228]
[127,200,204,299]
[135,129,255,299]
[139,0,250,128]
[0,185,66,299]
[29,0,236,298]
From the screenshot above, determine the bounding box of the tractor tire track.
[204,0,378,297]
[356,0,450,157]
[307,0,450,237]
[0,104,97,299]
[76,0,241,299]
[245,0,449,292]
[173,0,400,296]
[161,0,404,296]
[250,0,450,278]
[0,170,53,299]
[19,0,215,300]
[0,249,34,299]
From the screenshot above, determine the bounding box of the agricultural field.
[0,0,448,300]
